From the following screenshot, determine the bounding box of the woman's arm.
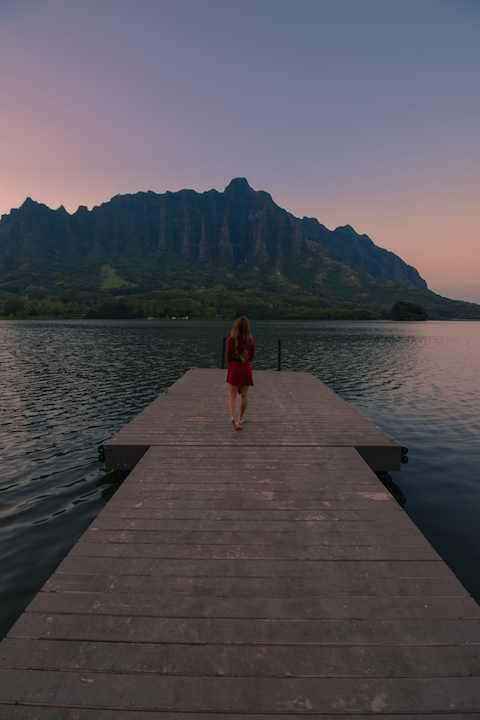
[248,338,255,361]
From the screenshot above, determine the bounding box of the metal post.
[277,338,281,371]
[221,337,226,369]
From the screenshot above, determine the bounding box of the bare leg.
[238,386,249,424]
[229,384,242,429]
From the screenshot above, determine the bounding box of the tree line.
[0,290,380,320]
[2,290,476,321]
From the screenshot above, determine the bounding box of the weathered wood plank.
[0,713,476,720]
[100,489,399,503]
[8,613,480,646]
[0,669,479,713]
[23,592,480,629]
[42,573,472,603]
[0,711,475,720]
[68,539,441,561]
[98,506,414,524]
[91,512,415,529]
[2,638,479,678]
[53,555,455,579]
[82,525,430,545]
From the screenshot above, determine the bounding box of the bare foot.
[231,418,242,430]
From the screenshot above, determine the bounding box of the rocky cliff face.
[0,178,427,294]
[299,217,426,288]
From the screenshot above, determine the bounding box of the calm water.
[0,319,479,637]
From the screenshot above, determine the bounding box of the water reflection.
[96,469,128,503]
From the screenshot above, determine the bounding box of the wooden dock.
[1,369,479,717]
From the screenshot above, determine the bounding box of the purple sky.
[1,0,479,302]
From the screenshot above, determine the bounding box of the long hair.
[230,316,253,362]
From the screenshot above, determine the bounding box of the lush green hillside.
[0,178,478,320]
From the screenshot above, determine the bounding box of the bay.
[0,318,479,638]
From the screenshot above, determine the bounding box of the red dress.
[226,336,255,391]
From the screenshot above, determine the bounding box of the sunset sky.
[1,0,479,302]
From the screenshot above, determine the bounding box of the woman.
[226,316,255,430]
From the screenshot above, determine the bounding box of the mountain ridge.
[0,178,478,320]
[0,178,425,291]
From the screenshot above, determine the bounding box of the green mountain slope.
[0,178,478,320]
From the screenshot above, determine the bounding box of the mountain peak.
[21,197,36,207]
[224,177,255,196]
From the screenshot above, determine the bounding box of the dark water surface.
[0,319,479,637]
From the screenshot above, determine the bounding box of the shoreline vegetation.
[1,289,478,321]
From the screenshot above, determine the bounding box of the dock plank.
[1,669,479,714]
[70,539,442,561]
[1,368,479,717]
[8,613,480,646]
[2,639,480,678]
[42,573,472,602]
